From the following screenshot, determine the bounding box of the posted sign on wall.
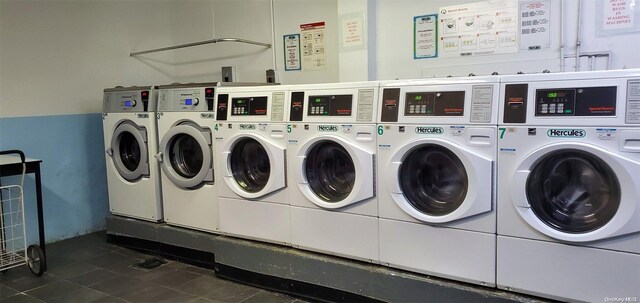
[438,0,519,58]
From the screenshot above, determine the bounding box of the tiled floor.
[0,232,307,303]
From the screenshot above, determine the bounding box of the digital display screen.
[124,101,132,107]
[185,98,193,105]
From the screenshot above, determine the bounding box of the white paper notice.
[438,0,518,58]
[301,22,326,71]
[341,15,364,48]
[520,0,550,50]
[414,14,438,59]
[604,0,635,30]
[283,34,301,71]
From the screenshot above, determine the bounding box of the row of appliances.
[102,70,640,302]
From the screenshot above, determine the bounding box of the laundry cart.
[0,150,45,276]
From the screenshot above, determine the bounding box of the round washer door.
[222,133,286,199]
[511,142,640,242]
[296,136,374,209]
[159,121,213,189]
[386,138,493,223]
[109,120,149,182]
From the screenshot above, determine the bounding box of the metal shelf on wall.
[130,38,272,56]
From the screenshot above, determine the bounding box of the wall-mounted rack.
[130,38,272,56]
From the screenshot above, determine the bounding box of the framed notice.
[283,34,301,71]
[414,14,438,59]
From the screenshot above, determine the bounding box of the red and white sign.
[604,0,635,30]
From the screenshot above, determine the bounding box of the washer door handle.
[106,148,113,157]
[154,152,163,163]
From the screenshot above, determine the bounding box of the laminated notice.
[357,89,375,122]
[626,80,640,124]
[271,92,285,122]
[470,85,494,123]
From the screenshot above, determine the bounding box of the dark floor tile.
[119,283,175,302]
[1,293,44,303]
[90,296,128,303]
[240,291,297,303]
[66,268,121,287]
[173,275,230,297]
[46,286,109,303]
[0,284,19,299]
[201,281,262,303]
[123,284,197,303]
[183,265,216,277]
[88,275,151,298]
[84,252,139,269]
[113,247,157,260]
[24,280,81,301]
[46,261,98,279]
[151,269,201,287]
[1,271,59,292]
[102,259,154,278]
[187,298,216,303]
[134,265,177,282]
[163,260,190,270]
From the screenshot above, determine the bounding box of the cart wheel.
[26,245,45,277]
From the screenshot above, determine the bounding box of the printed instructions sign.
[414,14,438,59]
[340,13,365,49]
[283,34,301,71]
[520,0,551,50]
[604,0,635,30]
[300,22,327,71]
[438,0,518,58]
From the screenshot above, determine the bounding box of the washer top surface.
[103,87,156,113]
[215,86,290,123]
[499,69,640,126]
[288,82,379,124]
[378,77,500,125]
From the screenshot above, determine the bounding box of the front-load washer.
[103,86,162,222]
[287,82,379,262]
[376,77,500,286]
[156,83,219,233]
[214,85,290,245]
[497,70,640,302]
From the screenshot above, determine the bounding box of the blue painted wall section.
[0,113,108,243]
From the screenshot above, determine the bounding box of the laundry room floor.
[0,231,307,303]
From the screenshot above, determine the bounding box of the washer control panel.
[103,89,153,113]
[231,96,268,116]
[404,91,465,116]
[157,87,215,112]
[307,95,353,116]
[535,86,616,116]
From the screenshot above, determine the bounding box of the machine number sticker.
[287,124,292,133]
[214,124,219,131]
[377,125,384,135]
[499,127,506,139]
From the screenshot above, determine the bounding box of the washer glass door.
[526,149,620,233]
[305,140,355,202]
[230,138,271,193]
[160,122,213,189]
[399,144,468,216]
[111,120,149,182]
[169,134,204,179]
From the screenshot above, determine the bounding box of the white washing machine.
[497,70,640,301]
[287,82,379,262]
[156,83,219,233]
[103,86,162,222]
[214,85,290,245]
[376,77,500,286]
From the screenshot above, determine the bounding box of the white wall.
[273,0,340,84]
[0,0,177,117]
[373,0,640,80]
